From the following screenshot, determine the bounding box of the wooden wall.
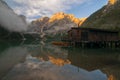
[68,29,119,42]
[89,31,119,42]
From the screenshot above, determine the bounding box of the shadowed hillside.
[81,0,120,31]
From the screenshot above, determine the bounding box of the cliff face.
[28,12,86,37]
[81,0,120,30]
[28,17,50,33]
[48,12,86,26]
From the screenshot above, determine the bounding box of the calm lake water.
[0,40,120,80]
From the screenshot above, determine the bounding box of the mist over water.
[0,0,28,32]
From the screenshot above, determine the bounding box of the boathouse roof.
[68,27,119,33]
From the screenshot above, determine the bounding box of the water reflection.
[67,48,120,80]
[2,54,107,80]
[0,41,28,79]
[0,40,39,79]
[48,56,71,66]
[27,43,69,64]
[28,45,120,80]
[0,41,120,80]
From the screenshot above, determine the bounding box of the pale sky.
[4,0,108,21]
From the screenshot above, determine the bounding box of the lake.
[0,40,120,80]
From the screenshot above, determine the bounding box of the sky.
[4,0,108,21]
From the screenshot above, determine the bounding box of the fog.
[0,0,28,32]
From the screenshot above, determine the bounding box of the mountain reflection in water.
[0,40,120,80]
[2,54,107,80]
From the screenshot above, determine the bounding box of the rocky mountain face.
[81,0,120,30]
[28,17,50,33]
[48,12,86,26]
[28,12,86,38]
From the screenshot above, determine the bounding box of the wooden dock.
[70,41,120,48]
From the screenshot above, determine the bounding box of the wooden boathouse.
[62,27,120,48]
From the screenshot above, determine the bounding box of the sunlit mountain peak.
[108,0,117,5]
[49,12,87,26]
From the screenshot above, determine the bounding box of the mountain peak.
[28,12,87,36]
[54,12,65,15]
[108,0,117,5]
[36,17,49,22]
[49,12,66,22]
[49,12,86,26]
